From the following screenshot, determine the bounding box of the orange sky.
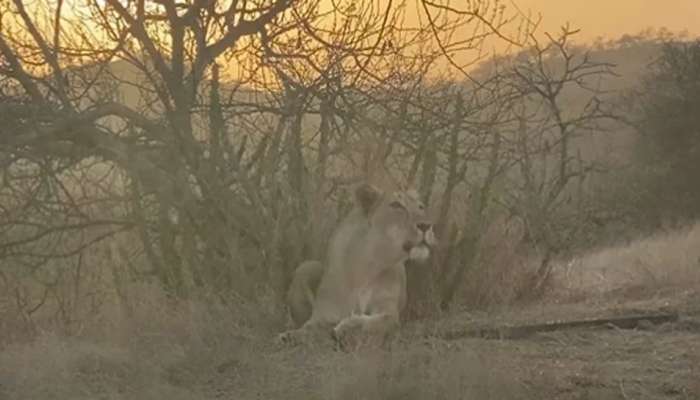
[518,0,700,41]
[413,0,700,73]
[53,1,700,49]
[15,0,700,79]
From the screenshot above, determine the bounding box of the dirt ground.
[431,289,700,400]
[1,282,698,400]
[187,288,700,400]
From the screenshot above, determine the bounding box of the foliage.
[631,40,700,222]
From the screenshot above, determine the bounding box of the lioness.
[278,183,436,350]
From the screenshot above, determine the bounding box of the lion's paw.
[276,326,330,348]
[332,316,365,351]
[275,329,304,347]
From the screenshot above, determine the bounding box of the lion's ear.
[355,183,381,215]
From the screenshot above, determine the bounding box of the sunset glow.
[518,0,700,41]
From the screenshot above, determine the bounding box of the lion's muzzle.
[405,223,436,262]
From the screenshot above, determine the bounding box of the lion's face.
[355,184,436,263]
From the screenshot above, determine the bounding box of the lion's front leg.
[332,312,399,351]
[331,314,366,347]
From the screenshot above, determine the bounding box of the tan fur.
[286,260,324,328]
[278,183,436,350]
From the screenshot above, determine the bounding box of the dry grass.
[0,333,192,400]
[0,287,530,400]
[0,258,533,400]
[456,214,537,309]
[550,221,700,301]
[315,345,528,400]
[2,222,700,399]
[0,280,278,400]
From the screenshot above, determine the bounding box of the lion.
[286,260,324,328]
[278,183,436,350]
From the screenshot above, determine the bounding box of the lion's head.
[355,183,436,264]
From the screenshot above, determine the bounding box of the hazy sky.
[518,0,700,41]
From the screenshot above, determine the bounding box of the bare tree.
[0,0,304,315]
[0,0,544,332]
[502,27,618,294]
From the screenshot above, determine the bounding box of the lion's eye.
[390,201,404,210]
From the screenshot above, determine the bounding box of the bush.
[631,40,700,222]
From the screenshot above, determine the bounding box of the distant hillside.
[465,36,676,168]
[471,35,666,91]
[91,36,678,179]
